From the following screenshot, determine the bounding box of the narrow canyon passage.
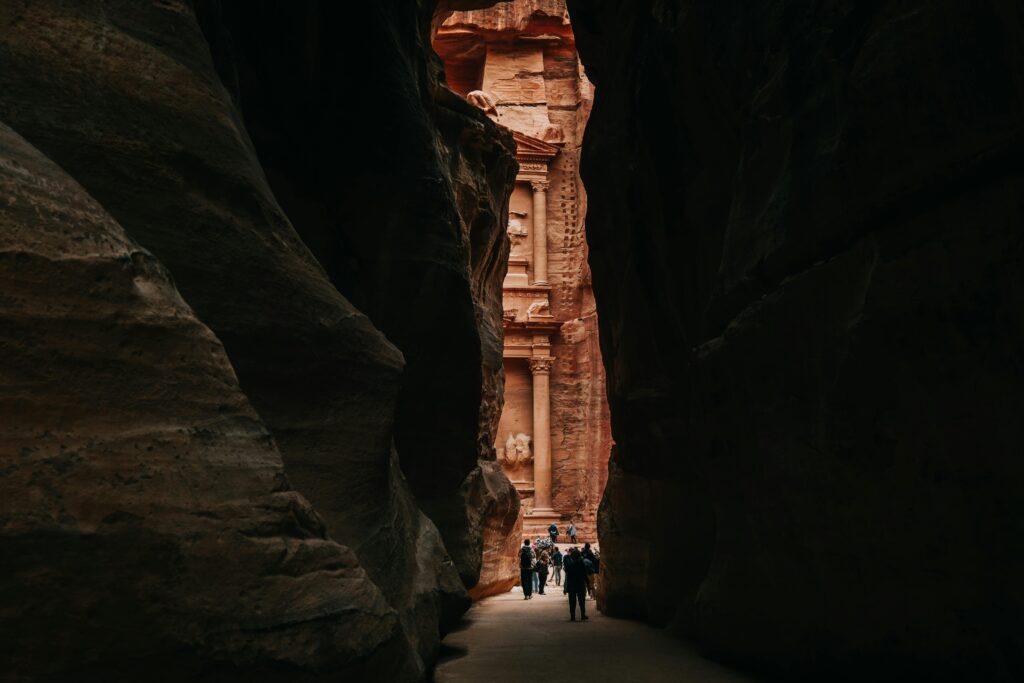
[1,0,1022,681]
[434,589,758,683]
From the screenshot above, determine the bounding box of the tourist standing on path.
[568,522,577,544]
[519,539,535,600]
[536,550,549,594]
[582,543,599,598]
[563,548,589,621]
[536,540,544,593]
[548,522,559,546]
[551,547,563,586]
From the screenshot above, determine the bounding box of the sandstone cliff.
[568,1,1024,680]
[198,0,521,595]
[0,121,415,680]
[0,0,517,678]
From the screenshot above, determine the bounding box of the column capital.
[528,357,554,375]
[530,179,550,193]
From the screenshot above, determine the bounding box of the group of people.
[518,523,600,622]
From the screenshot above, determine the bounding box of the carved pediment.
[511,130,560,162]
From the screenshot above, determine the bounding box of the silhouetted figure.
[563,548,589,621]
[536,550,549,594]
[551,547,563,586]
[519,539,535,600]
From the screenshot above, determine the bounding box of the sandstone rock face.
[0,0,520,678]
[439,0,611,543]
[467,460,524,600]
[198,1,521,594]
[0,121,414,680]
[568,0,1024,680]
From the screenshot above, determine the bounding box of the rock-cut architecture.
[436,1,611,543]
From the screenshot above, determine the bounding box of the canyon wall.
[0,0,515,679]
[199,0,521,593]
[568,1,1024,681]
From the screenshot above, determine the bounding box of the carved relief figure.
[504,433,517,465]
[515,433,533,465]
[501,432,532,466]
[507,210,528,237]
[527,300,550,318]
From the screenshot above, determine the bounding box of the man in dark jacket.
[562,548,589,621]
[548,522,559,545]
[551,547,563,586]
[519,539,535,600]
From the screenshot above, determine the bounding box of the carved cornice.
[511,130,560,161]
[528,357,555,375]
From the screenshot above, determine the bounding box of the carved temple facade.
[437,1,611,541]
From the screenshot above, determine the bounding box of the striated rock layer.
[0,121,414,680]
[0,0,516,679]
[568,1,1024,681]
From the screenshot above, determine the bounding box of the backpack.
[520,547,533,569]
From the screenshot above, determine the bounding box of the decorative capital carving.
[530,180,550,193]
[528,357,554,375]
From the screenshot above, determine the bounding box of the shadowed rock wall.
[0,0,515,679]
[199,0,521,592]
[568,1,1024,681]
[0,121,415,681]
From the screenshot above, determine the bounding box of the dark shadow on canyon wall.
[0,0,518,680]
[568,1,1024,681]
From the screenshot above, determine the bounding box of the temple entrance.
[435,2,611,551]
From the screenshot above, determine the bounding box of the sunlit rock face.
[0,0,517,679]
[568,1,1024,680]
[0,121,415,681]
[438,0,612,549]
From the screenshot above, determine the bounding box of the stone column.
[528,356,554,512]
[530,180,549,285]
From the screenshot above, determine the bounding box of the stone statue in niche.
[527,300,550,318]
[501,433,532,466]
[507,210,528,237]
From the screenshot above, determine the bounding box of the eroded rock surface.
[197,1,521,596]
[568,1,1024,680]
[0,121,414,681]
[0,0,521,677]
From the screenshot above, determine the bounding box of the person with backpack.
[536,550,550,595]
[562,548,589,621]
[519,539,535,600]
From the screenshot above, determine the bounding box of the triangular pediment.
[511,130,561,160]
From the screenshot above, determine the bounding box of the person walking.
[536,550,550,595]
[582,542,599,598]
[551,547,563,587]
[548,522,559,546]
[519,539,535,600]
[563,548,589,621]
[568,522,577,544]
